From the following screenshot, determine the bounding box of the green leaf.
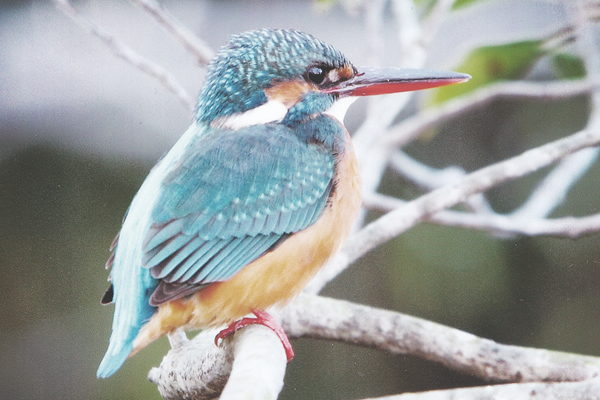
[552,53,586,79]
[313,0,340,11]
[452,0,487,9]
[430,40,545,104]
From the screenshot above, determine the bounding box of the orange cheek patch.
[264,80,312,107]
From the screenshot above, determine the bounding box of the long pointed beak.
[324,67,471,97]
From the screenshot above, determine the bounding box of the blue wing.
[143,123,335,304]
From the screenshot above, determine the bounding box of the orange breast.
[132,129,362,354]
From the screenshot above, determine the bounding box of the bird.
[97,28,469,378]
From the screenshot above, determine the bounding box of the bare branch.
[131,0,214,65]
[307,125,600,294]
[351,0,440,230]
[390,150,466,190]
[511,147,600,219]
[382,79,600,149]
[149,325,287,400]
[391,0,426,68]
[149,329,232,400]
[361,379,600,400]
[219,325,287,400]
[347,125,600,265]
[435,210,600,239]
[363,0,387,65]
[420,0,456,48]
[279,294,600,383]
[353,0,429,157]
[364,192,600,239]
[53,0,195,112]
[507,5,600,220]
[389,151,495,214]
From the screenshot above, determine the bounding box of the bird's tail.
[97,264,157,378]
[96,327,135,378]
[97,296,155,378]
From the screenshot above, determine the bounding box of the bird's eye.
[306,66,327,85]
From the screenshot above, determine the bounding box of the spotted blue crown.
[195,29,352,124]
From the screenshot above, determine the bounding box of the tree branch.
[382,78,600,149]
[308,125,600,294]
[364,192,600,239]
[347,125,600,266]
[278,294,600,384]
[53,0,195,111]
[148,328,232,400]
[149,325,287,400]
[362,379,600,400]
[132,0,214,65]
[511,147,600,219]
[389,151,494,214]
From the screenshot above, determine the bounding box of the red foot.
[215,310,295,362]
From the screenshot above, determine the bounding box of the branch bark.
[149,326,287,400]
[279,294,600,384]
[363,379,600,400]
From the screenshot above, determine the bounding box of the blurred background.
[1,0,599,399]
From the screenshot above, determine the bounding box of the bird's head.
[196,29,469,129]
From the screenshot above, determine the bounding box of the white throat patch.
[212,96,358,130]
[213,100,288,130]
[324,97,357,123]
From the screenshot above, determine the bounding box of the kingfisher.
[97,28,469,378]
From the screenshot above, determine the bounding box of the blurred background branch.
[53,0,195,112]
[131,0,215,65]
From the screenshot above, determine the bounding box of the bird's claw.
[214,310,295,362]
